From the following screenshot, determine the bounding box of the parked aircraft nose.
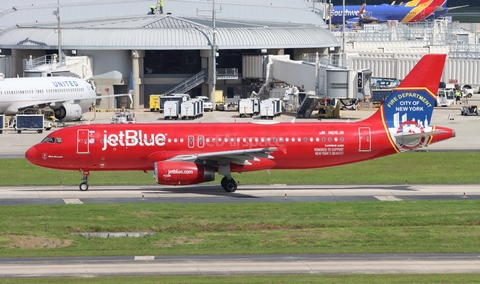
[25,146,37,165]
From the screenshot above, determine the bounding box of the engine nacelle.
[153,161,215,185]
[53,104,83,121]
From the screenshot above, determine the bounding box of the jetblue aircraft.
[329,0,467,26]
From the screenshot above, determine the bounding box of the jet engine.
[53,104,83,121]
[153,161,215,185]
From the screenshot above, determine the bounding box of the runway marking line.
[374,196,403,201]
[63,199,84,204]
[135,256,155,261]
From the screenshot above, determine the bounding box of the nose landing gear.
[79,170,89,191]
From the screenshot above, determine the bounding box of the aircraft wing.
[12,93,132,111]
[168,148,278,166]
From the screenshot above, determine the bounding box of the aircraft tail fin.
[358,3,366,15]
[367,54,454,151]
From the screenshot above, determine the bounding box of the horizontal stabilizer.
[445,5,469,11]
[394,130,447,140]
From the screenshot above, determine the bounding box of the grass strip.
[1,152,480,186]
[0,201,479,258]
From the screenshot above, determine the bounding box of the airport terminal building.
[0,0,340,109]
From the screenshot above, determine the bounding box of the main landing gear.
[79,170,89,191]
[219,164,237,192]
[221,176,237,192]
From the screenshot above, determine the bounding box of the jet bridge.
[243,55,372,115]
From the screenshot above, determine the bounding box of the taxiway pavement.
[0,184,478,205]
[1,254,480,277]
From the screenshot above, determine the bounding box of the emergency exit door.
[77,129,90,154]
[358,127,371,152]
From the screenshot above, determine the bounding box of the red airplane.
[25,54,454,192]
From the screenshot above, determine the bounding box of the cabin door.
[77,129,90,154]
[358,127,371,152]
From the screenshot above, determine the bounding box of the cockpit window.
[41,137,55,144]
[56,137,62,144]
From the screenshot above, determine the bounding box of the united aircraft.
[0,75,128,121]
[25,54,455,192]
[330,0,466,26]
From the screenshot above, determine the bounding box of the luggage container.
[163,100,180,120]
[194,99,204,118]
[260,98,281,119]
[15,114,44,133]
[0,114,4,134]
[238,98,259,117]
[180,99,202,119]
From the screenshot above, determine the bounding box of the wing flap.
[168,148,277,165]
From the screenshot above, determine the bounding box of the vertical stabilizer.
[380,54,447,151]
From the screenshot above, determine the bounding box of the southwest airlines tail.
[368,54,454,151]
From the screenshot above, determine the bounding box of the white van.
[196,96,214,112]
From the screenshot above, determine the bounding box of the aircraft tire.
[79,182,89,191]
[221,177,237,193]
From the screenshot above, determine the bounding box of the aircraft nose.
[25,146,37,164]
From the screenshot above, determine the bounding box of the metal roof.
[0,15,339,50]
[0,0,327,29]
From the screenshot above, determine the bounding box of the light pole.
[54,0,62,65]
[57,0,62,64]
[212,0,217,88]
[342,0,345,61]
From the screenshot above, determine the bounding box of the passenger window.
[56,137,62,144]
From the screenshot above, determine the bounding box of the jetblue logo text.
[102,130,166,150]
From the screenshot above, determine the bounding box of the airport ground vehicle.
[462,85,475,98]
[436,89,455,107]
[196,96,214,112]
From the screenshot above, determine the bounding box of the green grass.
[2,152,480,186]
[0,201,479,258]
[1,274,479,284]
